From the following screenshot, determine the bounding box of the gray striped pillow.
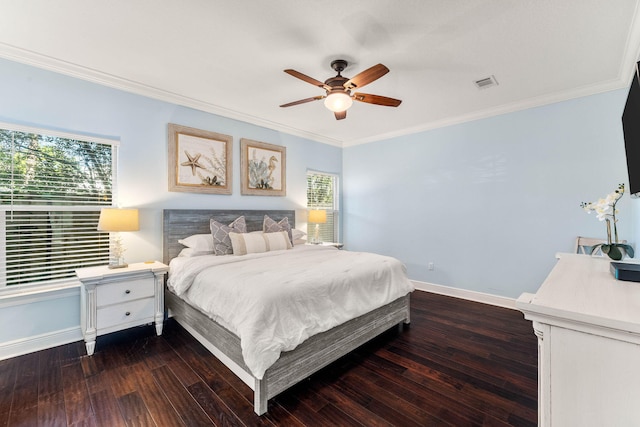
[210,216,247,255]
[263,215,293,245]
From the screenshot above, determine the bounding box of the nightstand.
[76,261,168,356]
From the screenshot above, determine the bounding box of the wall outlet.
[428,262,434,271]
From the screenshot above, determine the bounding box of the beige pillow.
[263,231,293,251]
[229,231,292,256]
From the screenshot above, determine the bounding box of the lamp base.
[108,237,127,269]
[312,223,323,244]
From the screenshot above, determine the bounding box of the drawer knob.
[125,311,131,316]
[125,290,131,294]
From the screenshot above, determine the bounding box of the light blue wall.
[2,54,638,353]
[343,89,638,298]
[0,58,342,350]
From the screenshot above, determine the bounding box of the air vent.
[474,75,498,89]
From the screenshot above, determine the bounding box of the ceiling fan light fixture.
[324,92,353,112]
[281,61,400,120]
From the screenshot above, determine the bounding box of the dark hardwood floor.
[0,291,538,426]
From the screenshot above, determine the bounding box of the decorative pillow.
[178,233,214,253]
[229,231,292,256]
[210,216,247,255]
[263,231,293,251]
[263,215,293,244]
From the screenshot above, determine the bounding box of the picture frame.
[168,123,232,194]
[240,138,286,196]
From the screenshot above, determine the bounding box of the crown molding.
[345,3,640,147]
[0,42,344,148]
[0,41,636,149]
[343,78,628,147]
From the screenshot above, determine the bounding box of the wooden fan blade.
[343,64,389,90]
[280,96,324,108]
[353,92,402,107]
[284,69,331,90]
[334,110,347,120]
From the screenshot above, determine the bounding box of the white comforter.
[167,245,414,379]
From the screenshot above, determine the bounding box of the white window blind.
[306,171,339,243]
[0,124,117,287]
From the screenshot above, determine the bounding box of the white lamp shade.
[97,208,139,232]
[308,209,327,224]
[324,92,353,112]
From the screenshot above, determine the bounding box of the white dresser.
[76,261,168,355]
[517,254,640,426]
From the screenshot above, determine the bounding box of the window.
[306,171,339,243]
[0,123,117,288]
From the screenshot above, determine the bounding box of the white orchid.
[582,186,623,222]
[594,202,611,221]
[591,198,616,221]
[580,184,633,260]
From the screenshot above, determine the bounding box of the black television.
[622,61,640,197]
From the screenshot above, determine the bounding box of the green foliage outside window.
[0,129,112,205]
[0,127,114,287]
[306,174,334,209]
[307,172,338,243]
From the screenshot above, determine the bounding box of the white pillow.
[292,228,306,240]
[178,248,213,257]
[229,231,292,256]
[292,228,307,245]
[178,234,213,253]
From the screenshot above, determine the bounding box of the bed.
[162,209,413,415]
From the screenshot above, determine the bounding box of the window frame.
[306,170,340,243]
[0,122,119,292]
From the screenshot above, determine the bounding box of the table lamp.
[308,209,327,244]
[97,208,139,268]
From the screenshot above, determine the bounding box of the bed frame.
[162,209,411,415]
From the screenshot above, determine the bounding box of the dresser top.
[517,253,640,334]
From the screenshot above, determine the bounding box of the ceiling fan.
[280,59,402,120]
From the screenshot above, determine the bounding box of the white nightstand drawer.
[77,261,168,355]
[96,278,154,307]
[97,297,155,330]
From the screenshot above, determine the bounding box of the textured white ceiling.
[1,0,639,146]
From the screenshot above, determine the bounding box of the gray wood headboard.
[162,209,295,264]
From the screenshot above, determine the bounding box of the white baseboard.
[0,326,83,361]
[412,280,517,309]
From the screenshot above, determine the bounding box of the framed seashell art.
[240,138,286,196]
[168,123,233,194]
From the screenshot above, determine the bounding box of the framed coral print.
[168,123,232,194]
[240,138,286,196]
